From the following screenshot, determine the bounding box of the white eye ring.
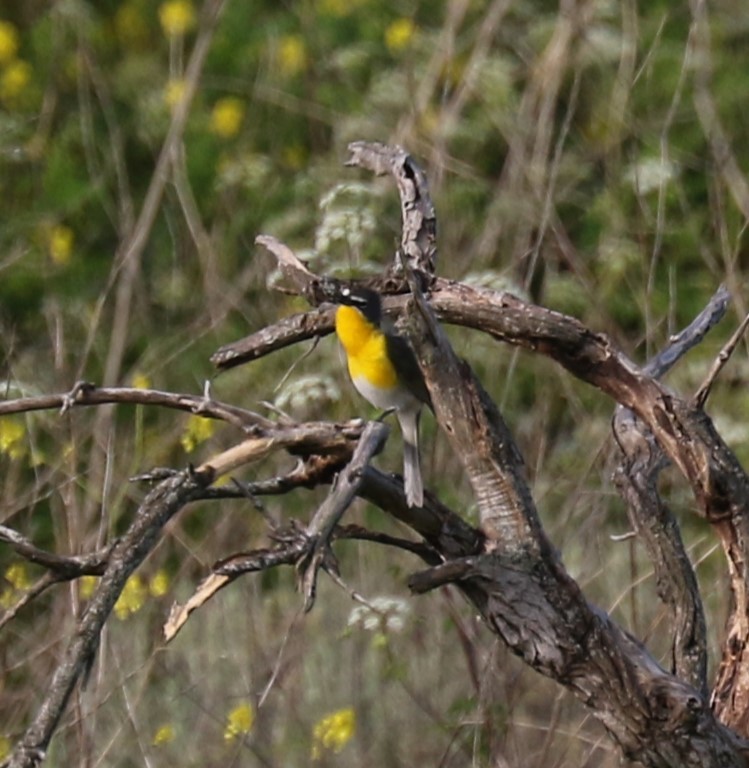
[341,286,351,297]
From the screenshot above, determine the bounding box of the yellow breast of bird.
[335,305,399,391]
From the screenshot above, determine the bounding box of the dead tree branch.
[610,286,732,699]
[298,420,389,610]
[6,134,749,768]
[0,525,109,579]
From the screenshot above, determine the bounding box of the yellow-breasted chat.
[335,286,431,507]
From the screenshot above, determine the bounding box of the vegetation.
[2,0,749,765]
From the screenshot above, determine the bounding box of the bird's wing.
[385,332,432,410]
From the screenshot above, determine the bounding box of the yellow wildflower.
[282,143,306,170]
[0,20,19,63]
[0,418,25,460]
[48,224,74,265]
[311,707,355,760]
[180,414,215,453]
[149,569,169,598]
[29,446,46,467]
[0,59,31,106]
[278,35,306,77]
[5,563,31,591]
[385,18,415,53]
[164,78,186,110]
[114,3,149,49]
[153,724,176,746]
[224,702,255,741]
[318,0,352,16]
[210,97,244,139]
[318,0,369,14]
[79,575,99,599]
[158,0,195,38]
[130,371,151,390]
[114,574,146,620]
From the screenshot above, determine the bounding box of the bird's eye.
[341,286,351,298]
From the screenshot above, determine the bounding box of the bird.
[334,286,431,507]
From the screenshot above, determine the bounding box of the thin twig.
[645,284,731,379]
[0,573,62,631]
[0,382,273,431]
[257,607,304,708]
[694,312,749,408]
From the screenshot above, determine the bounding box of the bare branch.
[163,519,437,644]
[0,573,61,632]
[645,284,731,379]
[610,285,731,694]
[211,305,334,371]
[0,382,273,431]
[345,141,437,276]
[299,420,389,610]
[162,543,304,643]
[164,422,388,638]
[694,311,749,408]
[408,283,544,552]
[410,552,747,765]
[198,453,351,501]
[612,410,708,696]
[0,525,109,578]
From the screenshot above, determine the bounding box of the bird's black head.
[338,285,382,326]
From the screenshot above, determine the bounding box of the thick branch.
[410,553,747,767]
[406,284,545,553]
[348,143,749,760]
[345,141,437,275]
[610,285,732,695]
[430,282,749,514]
[609,287,731,696]
[613,410,708,696]
[397,276,738,763]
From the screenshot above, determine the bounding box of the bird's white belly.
[352,375,421,412]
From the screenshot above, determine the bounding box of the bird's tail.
[399,409,424,508]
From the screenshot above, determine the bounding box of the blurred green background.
[1,0,748,765]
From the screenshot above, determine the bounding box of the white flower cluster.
[274,374,341,413]
[347,596,411,633]
[315,182,378,258]
[624,157,680,195]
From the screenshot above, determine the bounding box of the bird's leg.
[376,407,397,422]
